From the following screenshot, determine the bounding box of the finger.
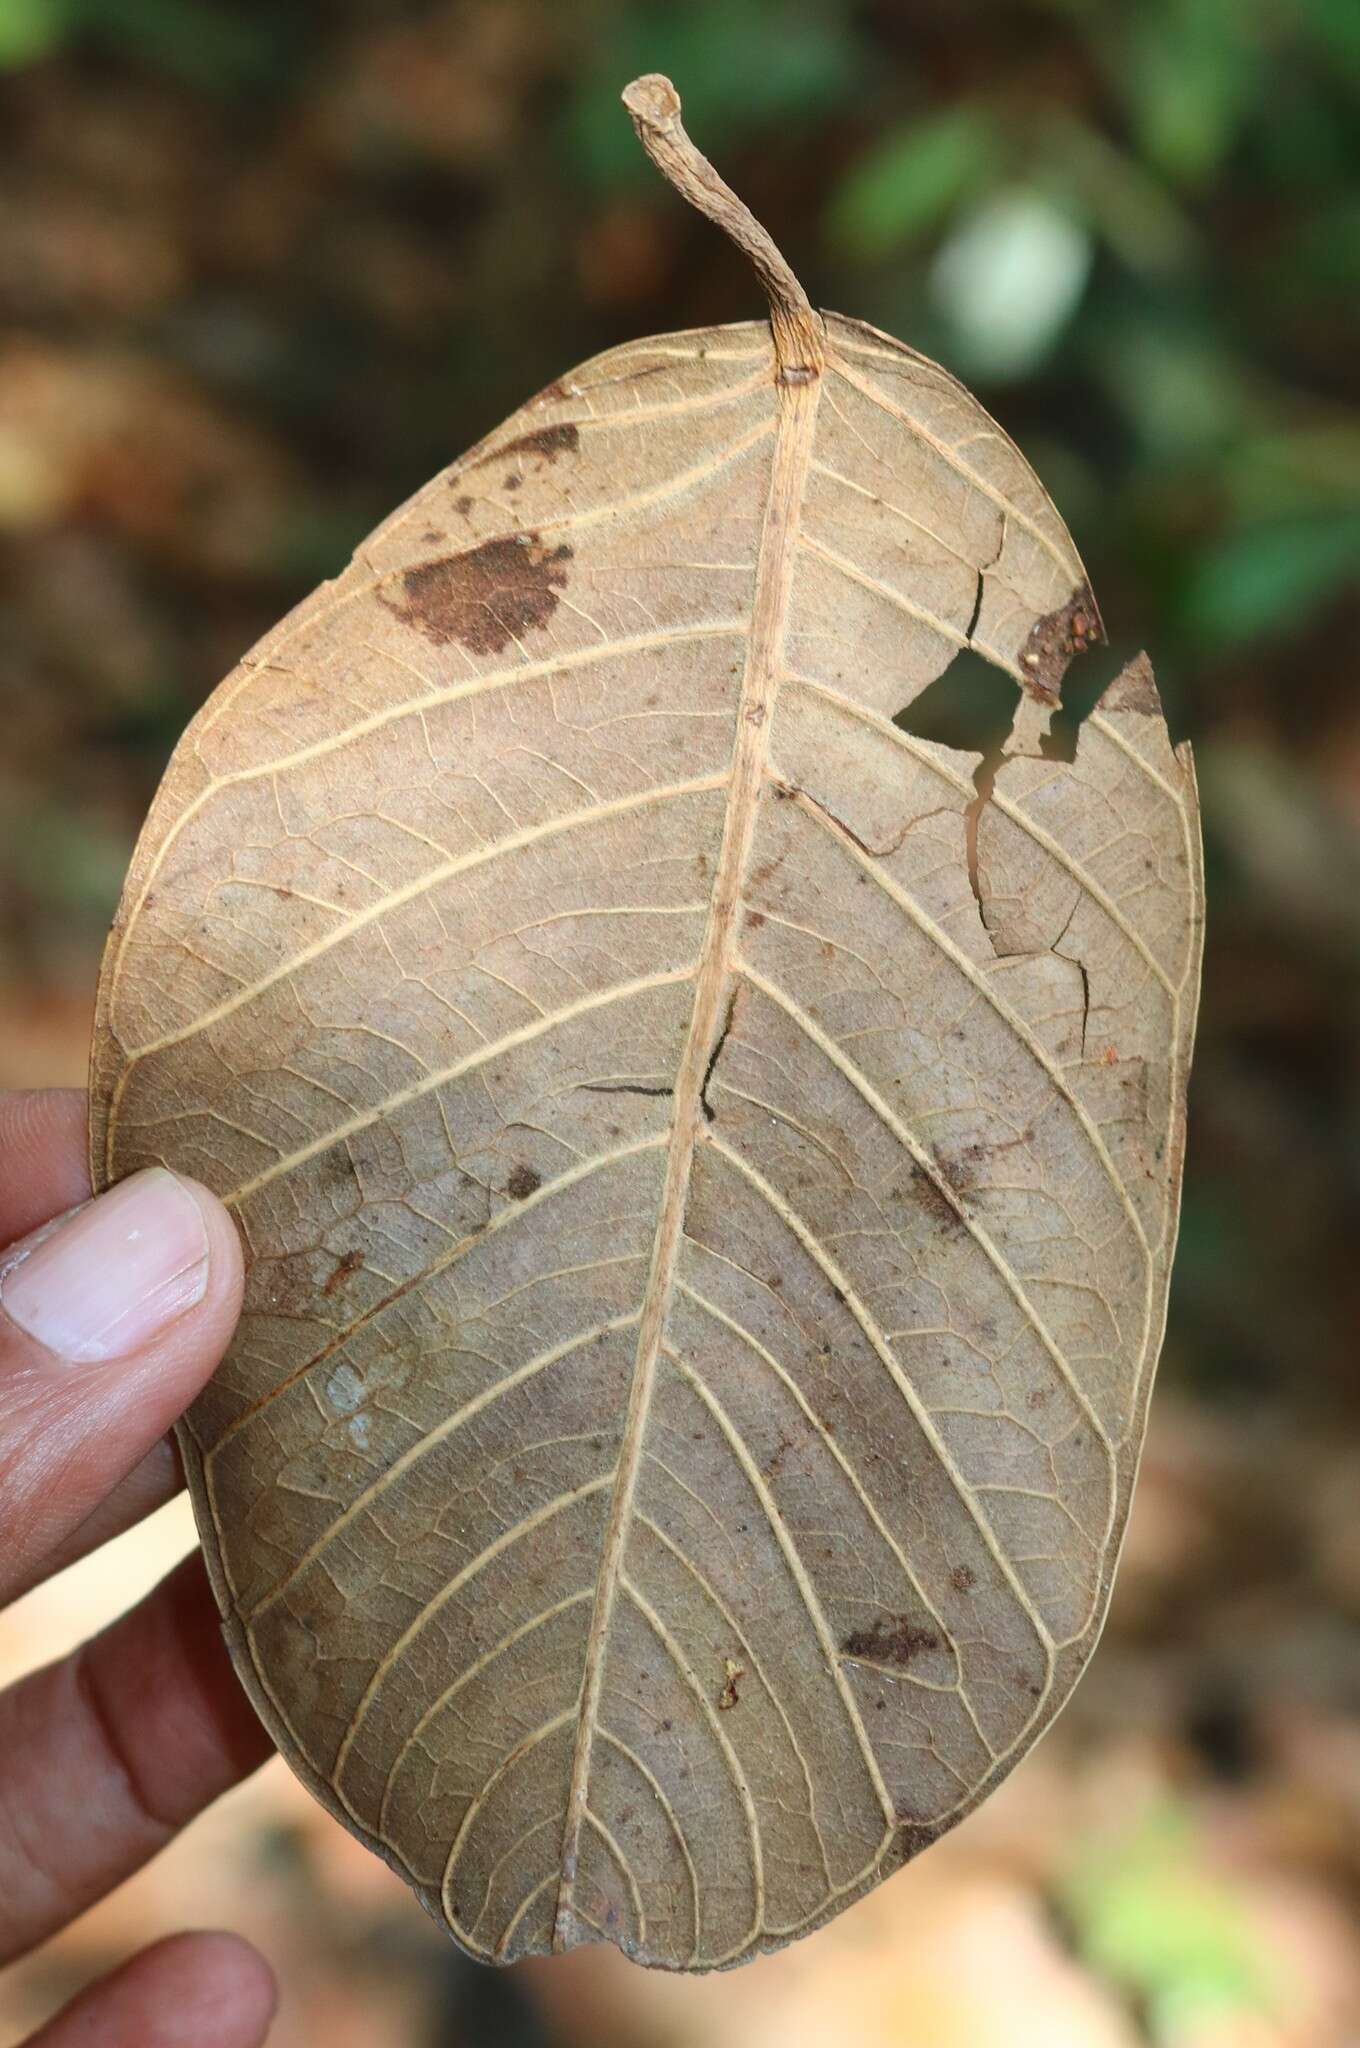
[0,1168,243,1603]
[23,1437,182,1599]
[0,1090,89,1245]
[22,1930,276,2048]
[0,1551,272,1961]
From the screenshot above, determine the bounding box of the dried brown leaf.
[88,76,1203,1970]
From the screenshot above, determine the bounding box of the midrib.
[552,367,822,1947]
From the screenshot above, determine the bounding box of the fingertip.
[25,1928,277,2047]
[0,1169,245,1602]
[160,1931,279,2045]
[2,1166,243,1378]
[0,1089,89,1243]
[175,1173,246,1336]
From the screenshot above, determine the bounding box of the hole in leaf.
[1040,637,1128,762]
[895,648,1018,918]
[894,646,1016,766]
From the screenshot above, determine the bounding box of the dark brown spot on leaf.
[841,1615,941,1667]
[506,1164,541,1200]
[1018,582,1103,701]
[951,1564,977,1592]
[495,422,581,465]
[383,535,572,655]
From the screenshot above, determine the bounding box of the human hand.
[0,1089,276,2047]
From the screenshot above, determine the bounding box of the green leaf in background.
[0,0,66,67]
[1060,1806,1275,2042]
[1114,0,1264,187]
[566,0,865,190]
[1224,421,1360,520]
[1292,0,1360,75]
[1183,509,1360,643]
[1039,114,1195,278]
[1292,193,1360,298]
[46,0,304,94]
[1094,310,1249,459]
[824,107,998,259]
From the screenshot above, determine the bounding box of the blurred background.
[1,0,1357,2041]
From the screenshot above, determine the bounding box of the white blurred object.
[0,1492,195,1690]
[930,189,1093,378]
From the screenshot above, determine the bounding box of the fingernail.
[1,1168,211,1364]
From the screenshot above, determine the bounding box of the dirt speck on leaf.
[764,1431,795,1479]
[322,1248,365,1296]
[382,535,571,654]
[718,1658,745,1710]
[910,1162,965,1234]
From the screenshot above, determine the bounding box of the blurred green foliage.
[567,0,867,188]
[0,2,1357,1434]
[826,109,1000,259]
[1060,1806,1274,2042]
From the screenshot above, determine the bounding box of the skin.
[0,1089,276,2048]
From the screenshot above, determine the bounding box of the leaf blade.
[89,84,1202,1973]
